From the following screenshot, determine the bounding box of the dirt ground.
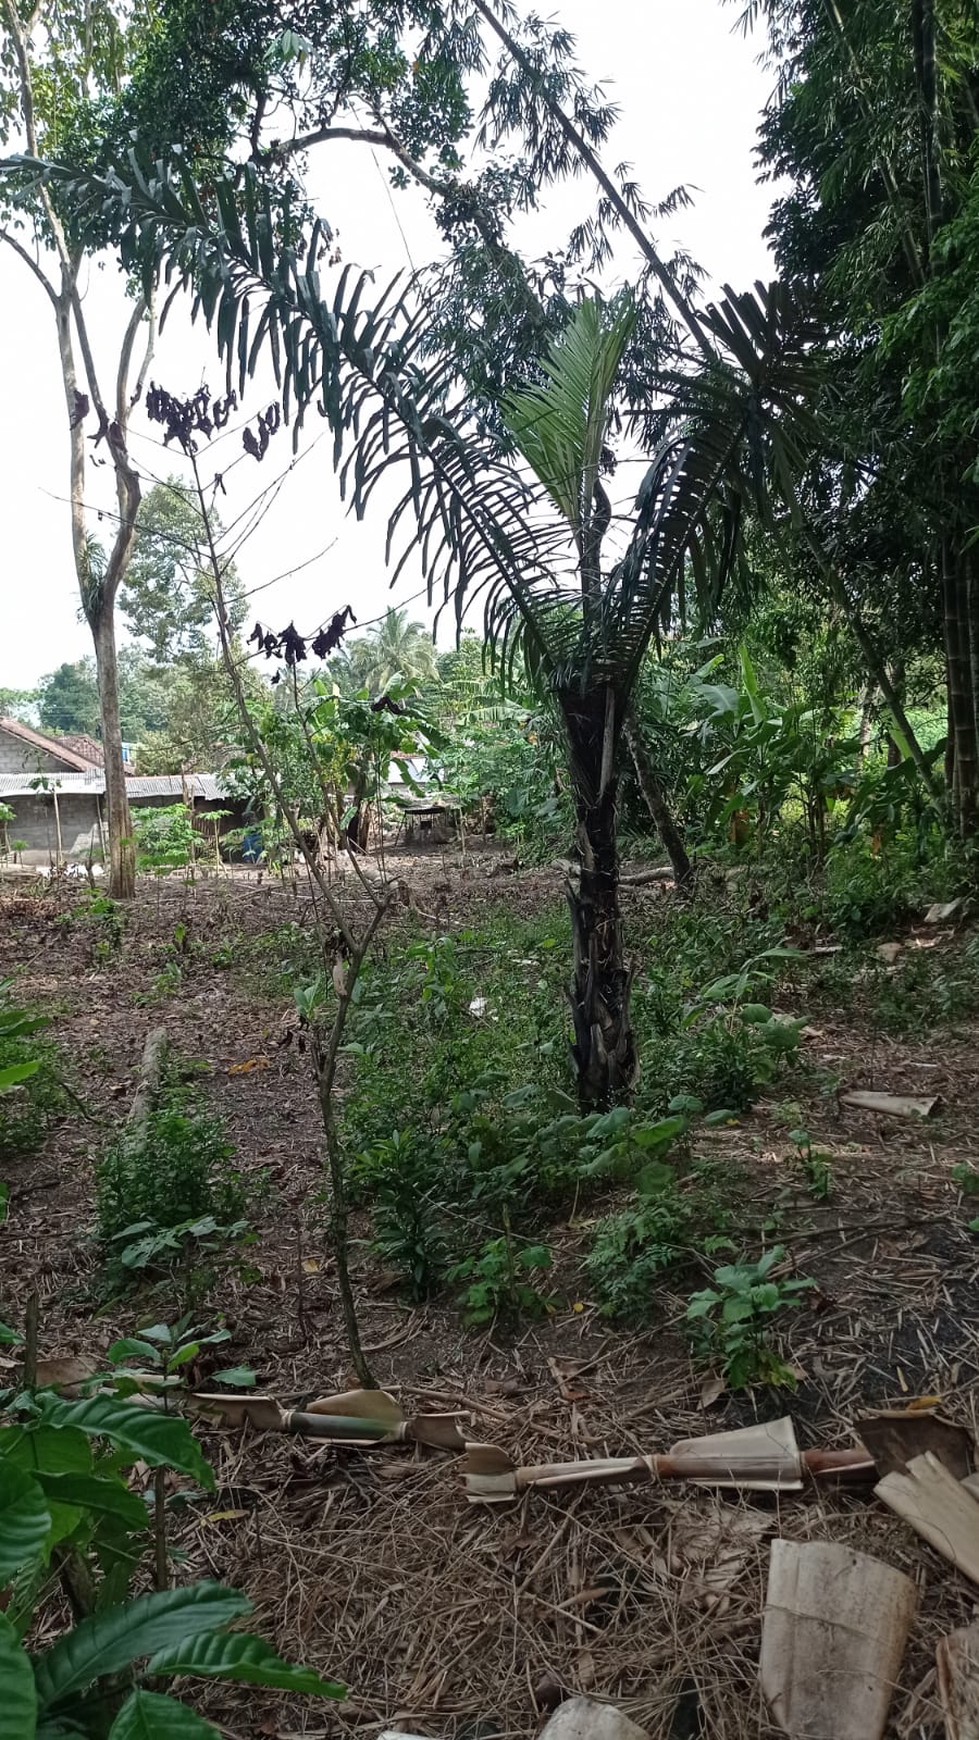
[2,853,978,1740]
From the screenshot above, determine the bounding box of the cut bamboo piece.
[841,1090,938,1118]
[876,1452,979,1586]
[670,1417,803,1492]
[185,1386,469,1448]
[938,1620,979,1740]
[306,1388,469,1449]
[856,1409,972,1480]
[760,1539,917,1740]
[463,1421,874,1503]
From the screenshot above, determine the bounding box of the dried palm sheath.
[184,1387,469,1449]
[937,1620,979,1740]
[760,1539,917,1740]
[876,1452,979,1587]
[855,1408,973,1479]
[463,1418,874,1503]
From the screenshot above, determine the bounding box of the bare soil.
[2,855,978,1740]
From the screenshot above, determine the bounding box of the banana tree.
[10,151,819,1105]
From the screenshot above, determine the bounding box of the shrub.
[684,1247,815,1389]
[97,1073,247,1296]
[0,980,65,1156]
[0,1341,342,1734]
[449,1233,554,1325]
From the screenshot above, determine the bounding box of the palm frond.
[501,294,636,532]
[0,154,820,716]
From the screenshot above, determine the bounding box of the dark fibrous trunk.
[563,691,637,1111]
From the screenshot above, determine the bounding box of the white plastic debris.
[468,996,488,1018]
[539,1697,649,1740]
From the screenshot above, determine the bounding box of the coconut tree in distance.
[335,608,439,699]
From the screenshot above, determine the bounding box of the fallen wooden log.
[127,1026,168,1145]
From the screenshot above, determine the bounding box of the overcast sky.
[0,0,775,693]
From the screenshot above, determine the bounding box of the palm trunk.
[564,692,636,1111]
[623,710,692,884]
[93,606,136,897]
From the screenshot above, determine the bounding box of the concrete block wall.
[3,795,101,861]
[0,729,76,775]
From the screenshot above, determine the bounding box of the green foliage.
[789,1131,834,1201]
[449,1233,554,1326]
[0,980,64,1154]
[106,1316,256,1396]
[121,478,247,666]
[133,805,197,875]
[37,659,102,736]
[687,646,860,859]
[684,1247,815,1390]
[586,1155,736,1319]
[635,936,807,1114]
[97,1072,247,1298]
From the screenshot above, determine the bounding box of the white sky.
[0,0,775,691]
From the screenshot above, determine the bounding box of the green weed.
[97,1068,249,1298]
[684,1246,815,1389]
[449,1230,554,1326]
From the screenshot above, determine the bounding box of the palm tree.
[334,609,438,698]
[28,154,817,1106]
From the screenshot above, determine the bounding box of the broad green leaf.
[36,1474,150,1533]
[0,1427,93,1476]
[0,1465,50,1581]
[0,1062,40,1095]
[109,1691,219,1739]
[149,1630,345,1695]
[36,1400,213,1489]
[33,1584,250,1709]
[0,1614,36,1739]
[209,1368,256,1389]
[106,1342,163,1368]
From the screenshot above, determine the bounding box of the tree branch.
[470,0,714,359]
[0,227,58,308]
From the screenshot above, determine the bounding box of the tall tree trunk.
[944,541,979,835]
[623,710,692,884]
[93,607,136,898]
[564,691,636,1111]
[825,567,940,803]
[885,660,906,768]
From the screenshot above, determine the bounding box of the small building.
[0,770,246,864]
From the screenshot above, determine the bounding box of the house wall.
[3,794,102,859]
[0,729,78,776]
[4,793,250,862]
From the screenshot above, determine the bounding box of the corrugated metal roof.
[0,773,229,801]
